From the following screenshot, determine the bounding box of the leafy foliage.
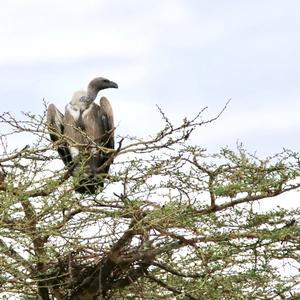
[0,105,300,299]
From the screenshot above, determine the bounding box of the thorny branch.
[0,104,300,299]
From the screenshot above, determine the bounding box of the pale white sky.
[0,0,300,154]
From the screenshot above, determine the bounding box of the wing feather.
[47,104,72,166]
[99,96,114,149]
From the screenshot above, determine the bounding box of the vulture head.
[70,77,118,111]
[87,77,118,101]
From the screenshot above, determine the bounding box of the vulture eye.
[103,79,110,83]
[80,96,85,102]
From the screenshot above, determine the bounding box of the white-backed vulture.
[47,77,118,194]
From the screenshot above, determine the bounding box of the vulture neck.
[87,86,101,101]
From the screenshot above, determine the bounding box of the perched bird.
[47,77,118,194]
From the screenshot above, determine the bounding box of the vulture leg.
[47,104,72,166]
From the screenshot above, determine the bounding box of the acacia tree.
[0,104,300,300]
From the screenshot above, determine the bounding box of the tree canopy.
[0,104,300,299]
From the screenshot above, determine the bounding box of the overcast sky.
[0,0,300,155]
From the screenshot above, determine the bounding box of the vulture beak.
[109,80,118,89]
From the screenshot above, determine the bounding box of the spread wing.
[47,104,72,166]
